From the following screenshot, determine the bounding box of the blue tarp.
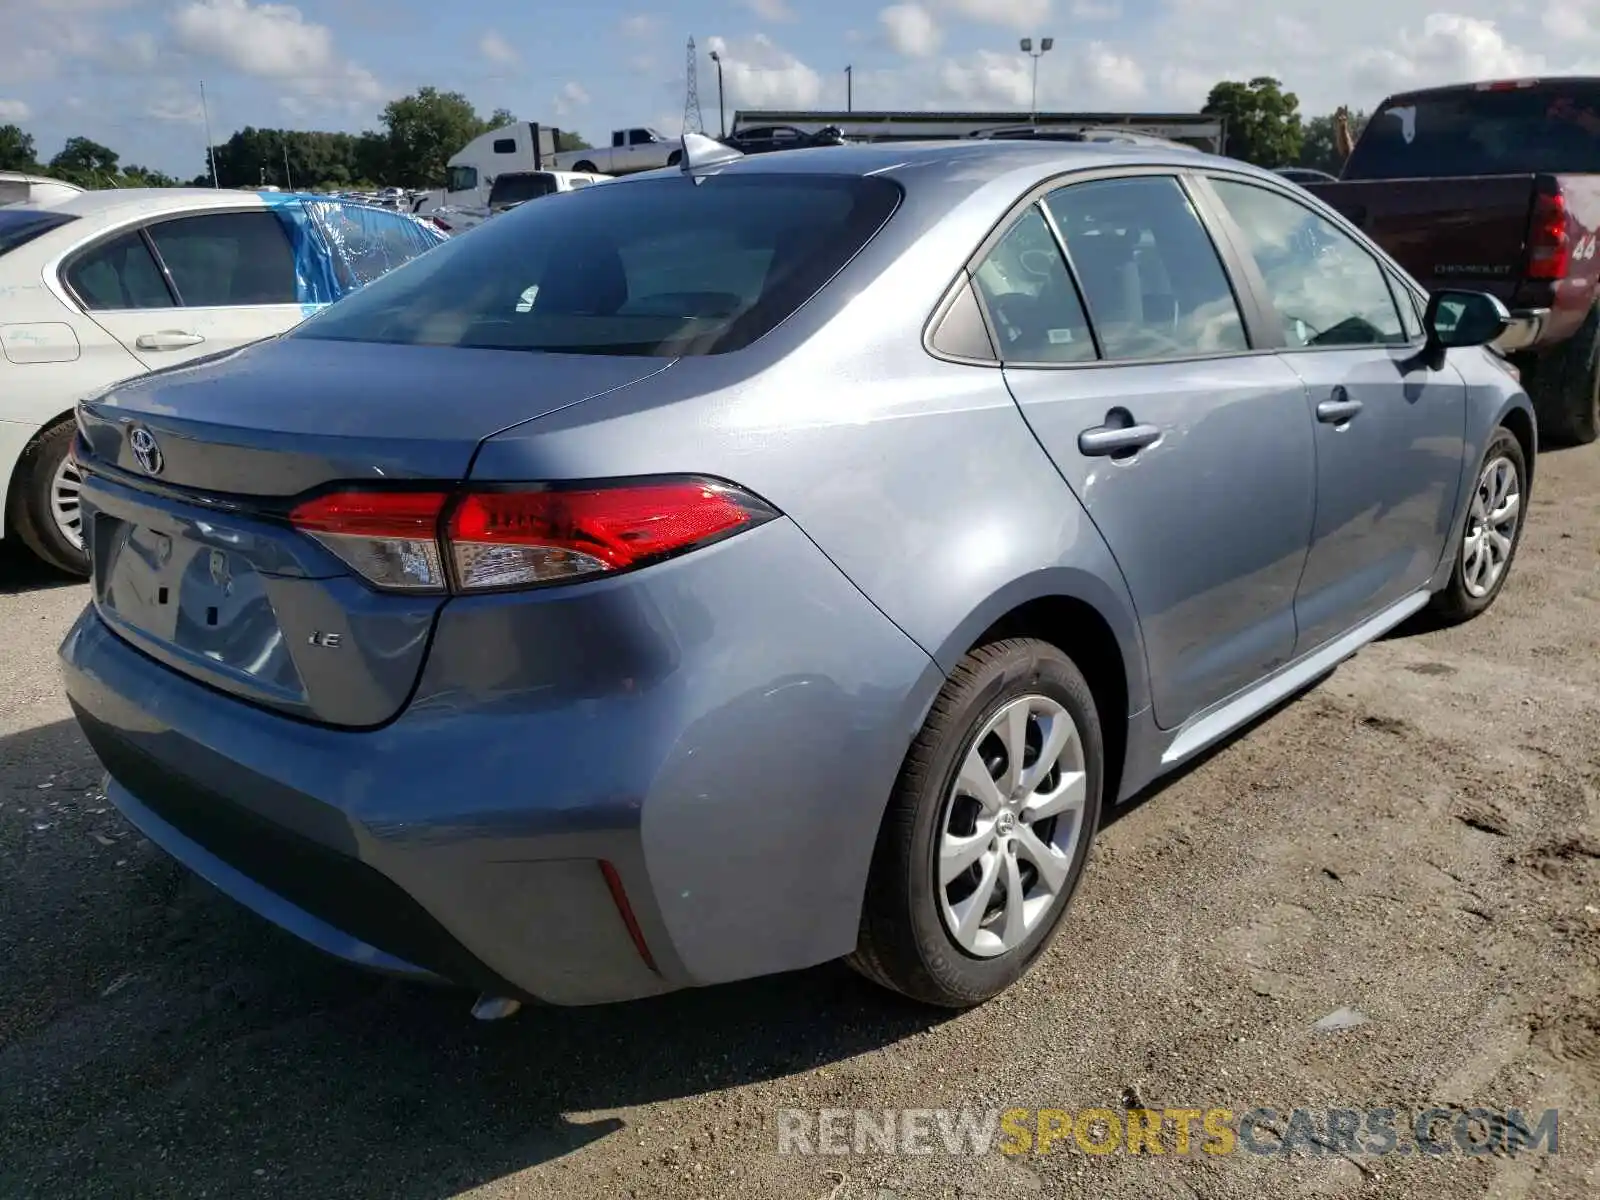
[260,193,446,313]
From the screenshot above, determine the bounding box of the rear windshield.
[1344,83,1600,179]
[293,173,902,356]
[0,209,77,256]
[490,173,559,207]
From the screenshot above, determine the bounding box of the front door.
[1204,177,1468,652]
[983,175,1317,730]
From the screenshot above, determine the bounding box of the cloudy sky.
[2,0,1598,178]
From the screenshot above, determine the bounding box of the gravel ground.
[1,445,1596,1200]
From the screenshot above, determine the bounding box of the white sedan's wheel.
[49,454,85,551]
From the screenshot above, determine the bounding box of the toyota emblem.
[128,426,163,475]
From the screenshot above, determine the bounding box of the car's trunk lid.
[75,337,670,728]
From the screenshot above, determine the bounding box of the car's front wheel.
[1429,425,1527,624]
[7,417,89,577]
[849,638,1103,1007]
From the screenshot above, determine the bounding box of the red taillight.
[1526,189,1571,281]
[289,478,775,594]
[1475,78,1540,91]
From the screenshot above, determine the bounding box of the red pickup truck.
[1304,77,1600,445]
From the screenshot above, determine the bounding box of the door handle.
[1078,419,1162,457]
[135,331,205,351]
[1315,395,1364,425]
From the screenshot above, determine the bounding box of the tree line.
[2,77,1356,193]
[1202,76,1369,172]
[0,87,591,193]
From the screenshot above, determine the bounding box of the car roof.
[626,139,1262,208]
[47,188,415,224]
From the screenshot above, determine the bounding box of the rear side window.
[971,206,1095,363]
[1209,179,1405,348]
[490,174,558,206]
[1044,176,1247,361]
[1345,84,1600,179]
[0,208,77,256]
[147,211,297,306]
[64,231,174,310]
[294,174,903,356]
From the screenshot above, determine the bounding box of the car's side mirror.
[1422,289,1511,367]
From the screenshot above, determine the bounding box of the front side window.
[970,206,1094,363]
[446,166,478,193]
[1209,178,1405,348]
[146,211,298,307]
[293,173,902,356]
[1044,175,1247,361]
[64,231,173,310]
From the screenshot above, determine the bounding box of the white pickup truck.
[549,128,681,176]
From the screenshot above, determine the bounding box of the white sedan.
[0,188,445,574]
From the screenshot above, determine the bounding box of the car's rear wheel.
[572,161,598,173]
[7,417,89,577]
[849,638,1103,1007]
[1429,426,1527,624]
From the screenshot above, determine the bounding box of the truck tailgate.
[1304,175,1538,295]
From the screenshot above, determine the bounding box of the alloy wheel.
[1462,454,1520,599]
[937,694,1088,958]
[49,454,84,551]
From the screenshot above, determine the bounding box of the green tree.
[380,86,486,186]
[49,136,121,185]
[121,164,179,188]
[556,130,591,151]
[1298,109,1367,175]
[488,107,517,127]
[0,124,37,172]
[1203,76,1304,167]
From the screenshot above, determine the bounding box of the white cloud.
[1072,0,1121,17]
[170,0,384,105]
[741,0,798,20]
[0,99,31,121]
[620,14,660,39]
[479,31,519,68]
[939,0,1053,34]
[553,81,591,116]
[704,34,824,108]
[881,5,942,58]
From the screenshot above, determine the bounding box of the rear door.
[1201,174,1467,652]
[66,208,305,371]
[988,172,1317,730]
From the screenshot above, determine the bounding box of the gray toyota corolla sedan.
[60,137,1534,1011]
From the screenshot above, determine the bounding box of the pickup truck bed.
[1304,77,1600,445]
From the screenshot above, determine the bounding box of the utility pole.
[1019,38,1054,124]
[845,65,853,113]
[282,143,294,190]
[199,80,219,187]
[709,49,726,137]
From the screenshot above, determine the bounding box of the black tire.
[6,418,88,577]
[1428,426,1528,624]
[848,638,1104,1008]
[572,161,598,174]
[1521,305,1600,447]
[666,150,682,167]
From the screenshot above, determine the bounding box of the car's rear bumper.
[61,516,941,1005]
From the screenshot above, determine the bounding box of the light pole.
[845,64,853,112]
[1019,37,1053,124]
[709,49,726,138]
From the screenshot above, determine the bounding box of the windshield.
[0,209,77,256]
[490,174,559,207]
[293,173,902,357]
[1345,83,1600,179]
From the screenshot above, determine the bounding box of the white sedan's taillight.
[288,478,777,594]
